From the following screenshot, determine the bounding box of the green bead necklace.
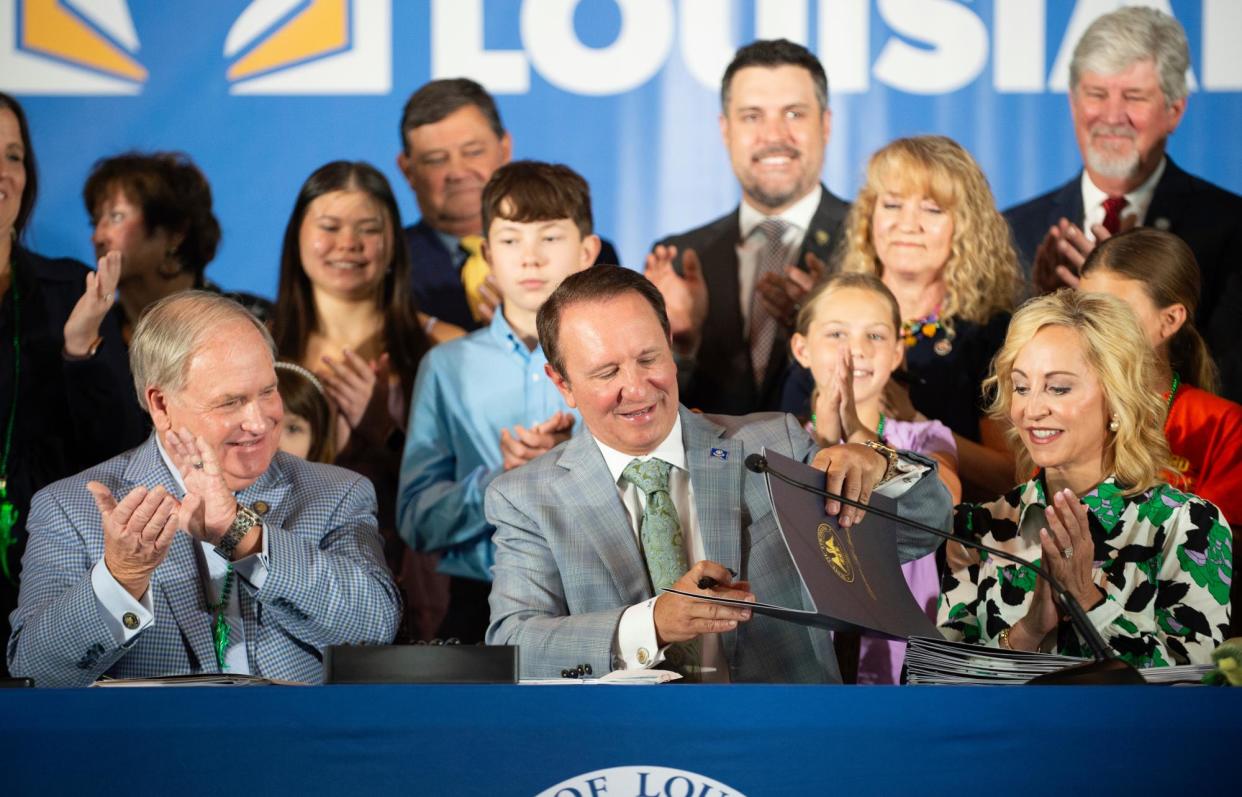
[0,254,21,584]
[207,564,236,671]
[1165,371,1181,415]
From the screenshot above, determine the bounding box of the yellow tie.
[459,234,489,323]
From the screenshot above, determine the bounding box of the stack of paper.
[92,674,301,687]
[520,669,683,686]
[905,636,1084,684]
[905,636,1212,685]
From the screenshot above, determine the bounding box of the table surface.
[3,684,1239,796]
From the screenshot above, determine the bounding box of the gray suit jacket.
[484,407,950,682]
[7,436,401,686]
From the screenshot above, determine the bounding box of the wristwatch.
[215,503,262,560]
[862,439,900,484]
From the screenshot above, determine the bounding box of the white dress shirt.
[91,438,271,674]
[593,416,729,682]
[736,185,823,329]
[1080,157,1166,241]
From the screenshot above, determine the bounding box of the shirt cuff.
[91,558,154,645]
[615,597,666,670]
[227,520,270,590]
[1085,593,1123,635]
[873,450,932,499]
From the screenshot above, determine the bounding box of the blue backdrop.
[5,0,1240,299]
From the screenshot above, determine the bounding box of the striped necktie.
[750,218,790,388]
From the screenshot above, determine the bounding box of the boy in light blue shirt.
[398,161,601,641]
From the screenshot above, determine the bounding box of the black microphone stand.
[744,454,1145,685]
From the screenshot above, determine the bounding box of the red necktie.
[1102,196,1128,235]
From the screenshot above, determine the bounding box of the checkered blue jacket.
[7,436,400,686]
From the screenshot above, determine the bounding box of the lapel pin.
[709,448,728,461]
[814,229,830,247]
[1153,217,1170,230]
[253,501,270,516]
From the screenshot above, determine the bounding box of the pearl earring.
[1108,415,1120,432]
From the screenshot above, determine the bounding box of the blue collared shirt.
[397,309,578,581]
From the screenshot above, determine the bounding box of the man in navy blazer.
[1004,7,1242,400]
[397,78,619,332]
[646,40,849,415]
[7,292,399,686]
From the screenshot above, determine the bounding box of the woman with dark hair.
[273,160,457,640]
[78,151,271,338]
[0,93,143,673]
[1079,228,1242,634]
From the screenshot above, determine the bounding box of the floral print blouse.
[938,474,1232,667]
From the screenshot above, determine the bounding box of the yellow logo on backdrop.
[223,0,390,95]
[0,0,146,94]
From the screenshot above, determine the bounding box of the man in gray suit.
[8,292,399,686]
[485,266,950,682]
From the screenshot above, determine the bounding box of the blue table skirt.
[3,685,1239,795]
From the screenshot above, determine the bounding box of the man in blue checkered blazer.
[6,292,400,686]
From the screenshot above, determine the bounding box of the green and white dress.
[938,475,1232,667]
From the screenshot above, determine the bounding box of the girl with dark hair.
[275,361,334,465]
[1080,228,1242,634]
[0,93,143,673]
[1080,228,1242,524]
[273,160,458,641]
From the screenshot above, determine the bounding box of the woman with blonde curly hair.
[786,135,1021,496]
[939,290,1232,666]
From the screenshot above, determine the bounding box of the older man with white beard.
[1005,6,1242,402]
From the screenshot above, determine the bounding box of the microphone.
[744,453,1145,685]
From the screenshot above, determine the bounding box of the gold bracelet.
[998,627,1014,650]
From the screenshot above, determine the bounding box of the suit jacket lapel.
[797,185,850,268]
[699,211,745,348]
[234,455,293,674]
[123,436,217,671]
[680,408,742,663]
[555,432,652,602]
[1052,174,1085,228]
[1143,158,1192,233]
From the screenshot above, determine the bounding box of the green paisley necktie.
[622,458,688,592]
[622,457,699,680]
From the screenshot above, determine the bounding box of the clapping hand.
[63,251,121,357]
[321,350,394,448]
[644,245,708,354]
[811,348,871,446]
[164,428,238,544]
[500,410,575,471]
[1011,489,1102,648]
[88,482,178,601]
[756,251,827,330]
[1032,217,1137,293]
